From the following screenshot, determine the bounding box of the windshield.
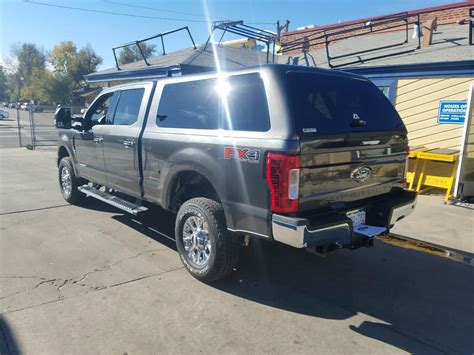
[286,71,406,135]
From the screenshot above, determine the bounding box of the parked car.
[20,103,30,111]
[32,105,43,112]
[0,108,9,119]
[55,65,416,283]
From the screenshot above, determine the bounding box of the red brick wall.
[281,2,473,54]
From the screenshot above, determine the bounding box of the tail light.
[266,153,300,213]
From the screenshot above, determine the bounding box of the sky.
[0,0,459,70]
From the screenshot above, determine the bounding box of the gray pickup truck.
[56,64,417,282]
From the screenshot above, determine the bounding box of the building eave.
[343,60,474,79]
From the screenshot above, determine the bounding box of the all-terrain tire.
[58,157,87,205]
[175,198,240,283]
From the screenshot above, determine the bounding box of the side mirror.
[55,107,72,129]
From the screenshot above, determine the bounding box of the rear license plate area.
[346,209,366,226]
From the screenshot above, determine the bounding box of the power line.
[103,0,220,19]
[23,0,210,23]
[24,0,275,26]
[104,0,275,25]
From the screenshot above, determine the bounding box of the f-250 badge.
[224,147,260,163]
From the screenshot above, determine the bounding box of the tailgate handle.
[351,119,367,127]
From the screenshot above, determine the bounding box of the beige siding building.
[395,77,473,150]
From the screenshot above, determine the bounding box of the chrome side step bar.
[78,185,148,215]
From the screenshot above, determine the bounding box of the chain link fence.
[5,104,85,149]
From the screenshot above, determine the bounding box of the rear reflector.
[266,153,300,213]
[404,145,410,188]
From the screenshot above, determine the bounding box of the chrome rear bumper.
[272,194,417,249]
[272,214,352,248]
[388,198,417,226]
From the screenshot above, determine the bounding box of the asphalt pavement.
[0,148,473,354]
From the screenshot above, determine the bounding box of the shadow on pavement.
[0,315,19,354]
[218,239,474,354]
[79,198,177,251]
[81,199,474,353]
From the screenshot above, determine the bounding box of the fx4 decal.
[224,147,260,163]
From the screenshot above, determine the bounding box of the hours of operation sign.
[437,100,467,124]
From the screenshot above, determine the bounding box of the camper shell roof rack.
[204,20,278,64]
[112,26,197,70]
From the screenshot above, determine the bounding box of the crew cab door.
[102,87,147,197]
[74,91,115,185]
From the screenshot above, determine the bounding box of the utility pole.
[276,19,290,39]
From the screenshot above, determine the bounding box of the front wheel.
[175,198,240,283]
[58,157,86,205]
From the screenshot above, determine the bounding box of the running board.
[78,185,148,215]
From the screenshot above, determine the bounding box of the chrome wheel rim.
[60,167,72,196]
[182,215,211,267]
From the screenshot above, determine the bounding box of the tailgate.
[298,134,407,211]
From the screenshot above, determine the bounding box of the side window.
[157,79,219,129]
[112,88,145,126]
[223,74,270,132]
[156,73,270,132]
[105,91,121,124]
[85,93,113,124]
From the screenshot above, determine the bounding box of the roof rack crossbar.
[220,27,273,42]
[112,26,197,70]
[204,20,277,64]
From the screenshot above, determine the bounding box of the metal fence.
[5,104,85,149]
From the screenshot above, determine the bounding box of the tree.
[21,68,48,103]
[11,43,46,83]
[73,45,102,84]
[0,67,7,101]
[22,68,74,104]
[118,43,156,65]
[49,41,77,74]
[43,73,74,104]
[6,41,101,104]
[50,41,102,87]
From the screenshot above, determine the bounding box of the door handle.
[123,139,135,148]
[93,136,103,143]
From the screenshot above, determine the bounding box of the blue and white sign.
[438,100,467,124]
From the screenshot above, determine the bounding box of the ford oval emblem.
[351,166,372,182]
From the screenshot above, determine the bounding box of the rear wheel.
[58,157,86,205]
[175,198,240,283]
